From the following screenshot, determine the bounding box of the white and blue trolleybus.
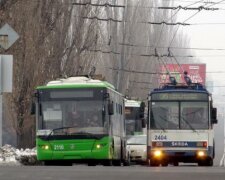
[147,79,217,166]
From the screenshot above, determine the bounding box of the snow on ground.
[0,144,38,165]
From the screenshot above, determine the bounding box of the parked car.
[126,135,147,164]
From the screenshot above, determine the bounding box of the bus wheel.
[161,162,168,167]
[88,161,97,166]
[123,157,131,166]
[43,161,53,166]
[198,158,213,166]
[173,162,179,166]
[150,160,159,167]
[62,162,73,166]
[205,158,213,166]
[113,160,122,166]
[103,160,113,166]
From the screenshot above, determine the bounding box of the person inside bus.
[194,108,207,128]
[67,105,82,127]
[88,114,101,127]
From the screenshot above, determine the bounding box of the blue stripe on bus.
[154,141,205,148]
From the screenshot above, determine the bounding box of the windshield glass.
[180,102,208,129]
[125,120,143,136]
[151,102,179,130]
[150,100,209,130]
[39,100,107,134]
[125,107,139,120]
[125,106,142,135]
[127,136,146,145]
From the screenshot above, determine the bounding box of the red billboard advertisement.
[160,64,206,85]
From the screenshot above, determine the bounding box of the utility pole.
[116,0,127,93]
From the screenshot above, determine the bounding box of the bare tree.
[1,0,102,148]
[0,0,198,148]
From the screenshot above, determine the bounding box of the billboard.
[160,64,206,85]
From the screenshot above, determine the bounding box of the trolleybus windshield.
[150,99,209,130]
[37,89,108,134]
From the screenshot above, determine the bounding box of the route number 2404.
[154,135,167,140]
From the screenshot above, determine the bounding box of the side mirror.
[102,106,106,116]
[212,108,218,124]
[139,102,145,118]
[31,102,36,115]
[108,101,114,115]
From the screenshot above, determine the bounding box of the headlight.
[95,143,107,149]
[197,151,206,157]
[41,145,50,150]
[96,144,101,149]
[153,150,162,158]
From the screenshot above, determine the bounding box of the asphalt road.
[0,165,224,180]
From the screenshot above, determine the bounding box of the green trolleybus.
[147,82,218,166]
[33,76,128,166]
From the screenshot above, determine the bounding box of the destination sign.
[50,90,94,98]
[151,93,208,101]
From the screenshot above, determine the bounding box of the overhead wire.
[71,1,225,9]
[165,0,225,83]
[118,43,225,51]
[169,0,225,47]
[72,2,125,8]
[76,15,225,26]
[73,0,225,84]
[155,0,205,84]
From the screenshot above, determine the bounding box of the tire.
[198,158,213,166]
[173,162,179,166]
[103,160,113,166]
[43,160,72,166]
[206,158,213,166]
[123,156,131,166]
[113,160,122,166]
[150,160,160,167]
[43,161,53,166]
[88,161,97,166]
[161,162,168,167]
[62,162,73,166]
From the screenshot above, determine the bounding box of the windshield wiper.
[45,126,78,139]
[47,127,102,139]
[52,126,78,132]
[181,117,198,133]
[69,131,102,139]
[153,117,166,132]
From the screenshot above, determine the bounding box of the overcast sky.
[175,0,225,81]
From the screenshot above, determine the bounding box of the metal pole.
[0,95,2,147]
[0,55,2,147]
[116,0,127,92]
[220,116,225,166]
